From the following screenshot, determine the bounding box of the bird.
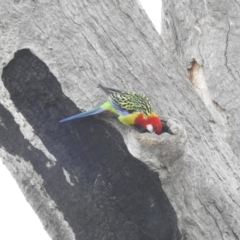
[60,84,164,135]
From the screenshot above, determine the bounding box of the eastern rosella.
[60,84,163,134]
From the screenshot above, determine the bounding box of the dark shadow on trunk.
[1,49,181,240]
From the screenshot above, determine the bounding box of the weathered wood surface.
[162,0,240,157]
[161,0,240,239]
[0,0,239,240]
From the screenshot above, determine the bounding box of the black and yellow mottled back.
[98,84,153,116]
[110,92,153,116]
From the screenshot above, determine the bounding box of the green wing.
[110,92,153,116]
[98,84,153,116]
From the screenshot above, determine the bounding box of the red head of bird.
[134,113,162,135]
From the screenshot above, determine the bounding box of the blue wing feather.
[110,99,130,116]
[59,107,105,123]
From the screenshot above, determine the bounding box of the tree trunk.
[162,0,240,157]
[161,0,240,239]
[0,1,239,240]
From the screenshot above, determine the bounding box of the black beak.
[161,120,173,135]
[133,125,149,133]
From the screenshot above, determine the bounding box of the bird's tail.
[59,107,106,123]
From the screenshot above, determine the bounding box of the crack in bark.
[233,0,240,9]
[224,19,236,81]
[81,32,106,70]
[198,198,224,240]
[187,59,230,136]
[232,229,240,240]
[91,4,134,71]
[58,1,106,70]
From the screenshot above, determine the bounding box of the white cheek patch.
[146,124,153,133]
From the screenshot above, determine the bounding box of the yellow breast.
[118,112,141,126]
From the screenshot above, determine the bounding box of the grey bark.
[162,0,240,157]
[0,0,239,240]
[161,0,240,239]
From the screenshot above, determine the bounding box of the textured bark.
[161,0,240,239]
[0,49,181,240]
[162,0,240,157]
[0,1,239,240]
